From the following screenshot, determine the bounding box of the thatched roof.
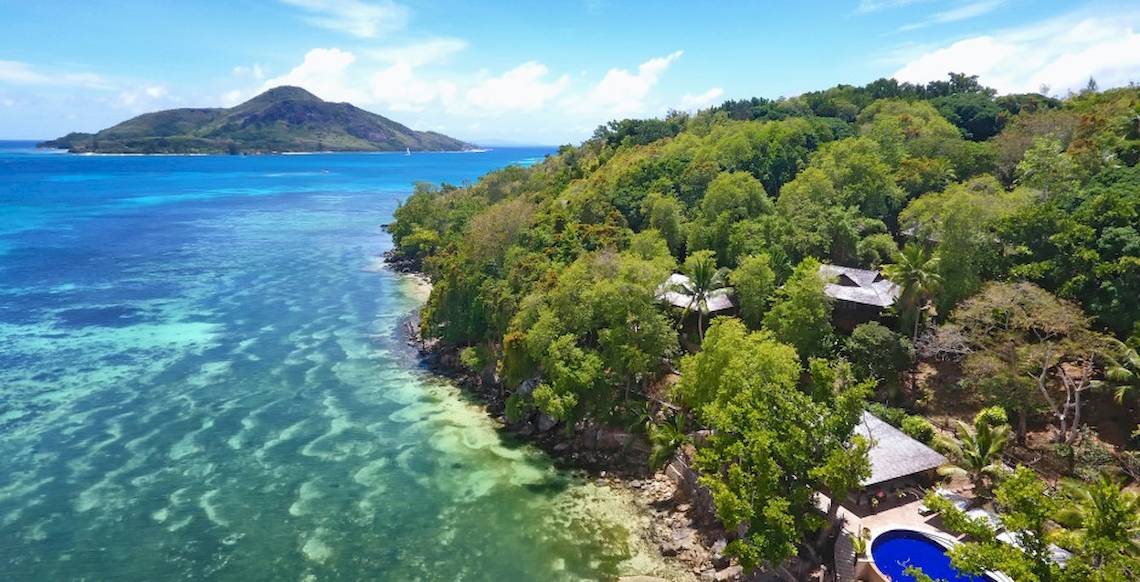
[657,273,734,313]
[819,264,900,309]
[856,411,947,487]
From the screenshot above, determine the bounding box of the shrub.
[901,415,937,445]
[975,406,1008,429]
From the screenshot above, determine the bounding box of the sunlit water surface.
[0,143,682,581]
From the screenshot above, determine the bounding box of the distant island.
[39,86,473,154]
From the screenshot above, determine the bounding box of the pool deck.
[820,492,967,582]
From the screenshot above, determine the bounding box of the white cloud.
[0,60,109,89]
[465,62,570,112]
[579,51,682,116]
[144,85,168,99]
[234,46,684,142]
[281,0,408,38]
[368,38,466,67]
[857,0,928,14]
[899,0,1005,32]
[232,64,266,80]
[679,87,724,110]
[893,13,1140,94]
[221,89,246,107]
[260,47,365,103]
[369,62,457,111]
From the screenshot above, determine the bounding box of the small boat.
[405,147,411,156]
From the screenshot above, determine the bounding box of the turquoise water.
[0,143,681,581]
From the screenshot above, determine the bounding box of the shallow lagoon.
[0,144,683,580]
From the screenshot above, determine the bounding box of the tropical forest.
[388,73,1140,581]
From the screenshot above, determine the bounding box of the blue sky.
[2,0,1138,143]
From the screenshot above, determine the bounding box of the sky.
[1,0,1138,144]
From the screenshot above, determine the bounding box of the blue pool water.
[0,142,686,580]
[872,530,994,582]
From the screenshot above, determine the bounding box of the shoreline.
[389,266,741,581]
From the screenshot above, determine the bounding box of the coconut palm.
[882,243,942,338]
[1056,473,1140,567]
[938,411,1010,496]
[674,250,728,342]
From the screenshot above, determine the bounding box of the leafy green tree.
[678,320,868,570]
[730,253,776,328]
[856,233,898,269]
[641,192,686,257]
[998,165,1140,336]
[1016,136,1080,199]
[507,250,677,420]
[933,92,1004,140]
[845,322,913,400]
[944,282,1103,444]
[674,250,730,341]
[687,171,771,261]
[811,137,906,223]
[882,243,942,338]
[531,334,603,423]
[900,175,1033,312]
[763,258,834,360]
[673,318,800,412]
[1056,474,1140,574]
[937,408,1011,496]
[811,434,871,529]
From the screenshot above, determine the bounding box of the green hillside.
[40,86,472,154]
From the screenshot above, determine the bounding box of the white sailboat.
[405,147,411,156]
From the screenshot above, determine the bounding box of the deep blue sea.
[0,142,682,581]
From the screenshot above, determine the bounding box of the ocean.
[0,142,679,581]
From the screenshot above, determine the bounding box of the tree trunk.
[1017,409,1027,445]
[697,310,704,342]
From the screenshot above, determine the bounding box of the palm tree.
[674,250,728,342]
[648,413,687,470]
[882,243,942,339]
[1092,339,1140,405]
[938,412,1010,496]
[1056,474,1140,567]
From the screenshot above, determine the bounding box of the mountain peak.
[246,86,323,104]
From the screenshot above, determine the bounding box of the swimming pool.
[870,529,998,582]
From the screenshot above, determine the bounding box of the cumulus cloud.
[893,13,1140,94]
[234,46,684,142]
[281,0,408,38]
[260,47,365,103]
[369,62,458,111]
[578,51,682,116]
[465,62,570,112]
[679,87,724,110]
[899,0,1005,31]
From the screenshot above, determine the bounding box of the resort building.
[851,411,947,508]
[818,264,900,331]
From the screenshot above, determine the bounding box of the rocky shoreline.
[387,256,749,581]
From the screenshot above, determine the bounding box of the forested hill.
[388,73,1140,572]
[40,86,472,154]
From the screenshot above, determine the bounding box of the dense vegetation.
[389,74,1140,576]
[40,86,471,154]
